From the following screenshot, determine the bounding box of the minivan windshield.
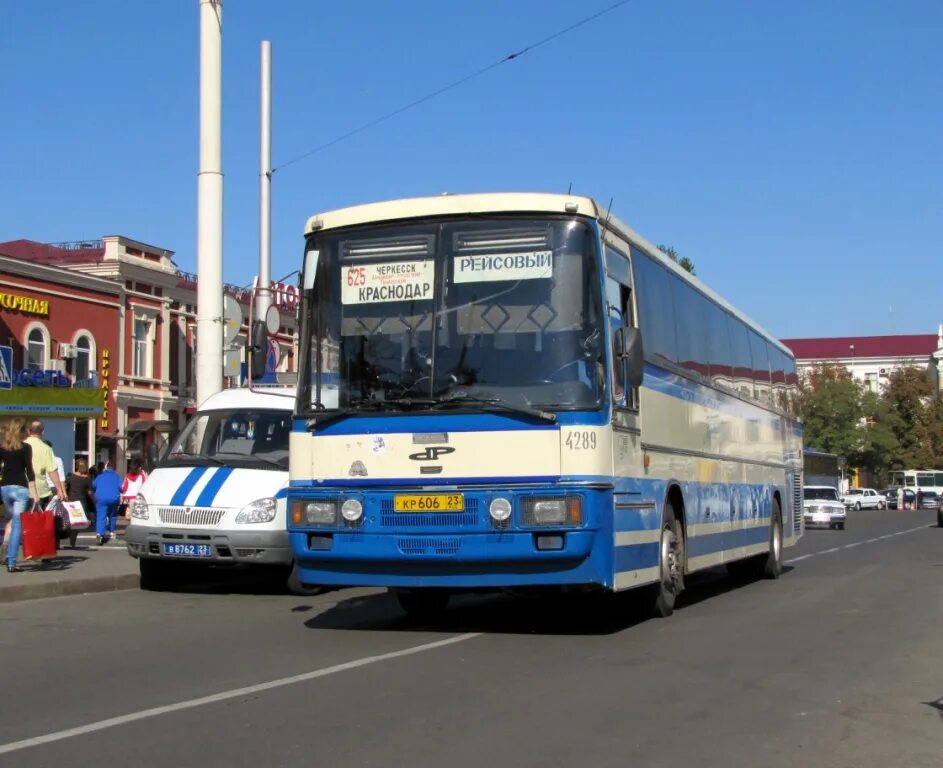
[161,408,291,470]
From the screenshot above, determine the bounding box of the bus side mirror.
[248,319,268,381]
[622,326,644,389]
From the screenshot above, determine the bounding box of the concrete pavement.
[0,518,138,603]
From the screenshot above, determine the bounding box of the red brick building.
[0,236,297,474]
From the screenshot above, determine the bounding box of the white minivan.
[125,386,309,592]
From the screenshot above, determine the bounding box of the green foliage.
[882,366,943,468]
[657,244,696,275]
[799,364,897,475]
[801,363,943,481]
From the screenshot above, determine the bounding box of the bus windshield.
[302,216,605,415]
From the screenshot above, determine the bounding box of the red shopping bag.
[21,507,57,560]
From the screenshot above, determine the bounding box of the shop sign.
[9,368,71,387]
[0,291,50,316]
[99,349,110,429]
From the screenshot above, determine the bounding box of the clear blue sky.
[2,1,940,339]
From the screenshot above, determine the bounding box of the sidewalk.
[0,518,139,603]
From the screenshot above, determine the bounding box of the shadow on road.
[21,555,90,572]
[300,565,794,636]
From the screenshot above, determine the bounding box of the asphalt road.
[0,508,940,768]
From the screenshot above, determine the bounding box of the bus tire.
[283,561,323,596]
[393,589,451,620]
[649,508,684,618]
[728,500,783,581]
[937,510,942,528]
[139,558,178,591]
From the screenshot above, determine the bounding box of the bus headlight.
[489,497,512,523]
[523,496,582,526]
[341,499,363,523]
[302,500,337,526]
[235,497,277,524]
[130,495,149,520]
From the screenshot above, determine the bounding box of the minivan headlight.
[130,495,149,520]
[235,497,278,524]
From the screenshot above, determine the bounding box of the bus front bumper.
[289,530,606,589]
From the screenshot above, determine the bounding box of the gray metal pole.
[196,0,224,406]
[256,40,273,325]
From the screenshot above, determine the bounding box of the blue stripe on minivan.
[195,467,235,506]
[169,467,208,506]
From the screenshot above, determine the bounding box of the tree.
[799,364,896,477]
[882,366,943,468]
[657,244,696,275]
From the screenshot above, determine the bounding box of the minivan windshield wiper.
[163,452,226,466]
[212,451,286,470]
[307,397,438,430]
[432,392,557,423]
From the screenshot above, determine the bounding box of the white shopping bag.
[61,500,91,530]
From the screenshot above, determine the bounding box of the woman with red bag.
[0,417,40,573]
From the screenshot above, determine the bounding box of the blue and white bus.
[287,193,803,617]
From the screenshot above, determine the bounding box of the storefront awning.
[125,419,176,434]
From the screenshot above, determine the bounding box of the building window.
[75,334,93,380]
[864,372,877,392]
[133,318,151,377]
[26,327,47,369]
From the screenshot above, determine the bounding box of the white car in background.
[803,486,847,530]
[841,487,886,510]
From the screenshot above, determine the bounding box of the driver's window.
[606,247,638,410]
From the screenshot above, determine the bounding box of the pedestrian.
[24,421,68,508]
[0,417,40,573]
[916,488,924,510]
[65,457,93,548]
[120,458,148,519]
[897,486,905,511]
[91,460,122,545]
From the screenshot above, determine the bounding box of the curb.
[0,573,140,604]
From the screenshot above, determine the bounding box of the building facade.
[0,236,298,474]
[781,330,943,395]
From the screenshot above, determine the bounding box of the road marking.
[785,524,932,565]
[0,632,481,756]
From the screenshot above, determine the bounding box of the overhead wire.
[272,0,635,173]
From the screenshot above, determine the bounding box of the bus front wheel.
[649,509,684,618]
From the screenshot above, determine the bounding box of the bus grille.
[157,507,226,527]
[397,537,461,556]
[792,474,803,535]
[380,499,479,528]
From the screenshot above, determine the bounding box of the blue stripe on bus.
[293,410,608,436]
[614,543,659,572]
[170,467,208,506]
[194,467,235,506]
[686,525,770,557]
[290,474,569,488]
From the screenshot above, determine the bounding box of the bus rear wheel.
[393,589,451,621]
[729,500,783,581]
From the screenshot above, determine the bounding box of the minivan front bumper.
[125,524,292,565]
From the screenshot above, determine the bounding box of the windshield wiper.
[165,452,226,466]
[433,393,557,423]
[307,397,438,430]
[213,451,285,471]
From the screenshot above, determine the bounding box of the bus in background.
[888,469,943,497]
[284,193,803,618]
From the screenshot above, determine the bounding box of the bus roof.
[304,192,792,356]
